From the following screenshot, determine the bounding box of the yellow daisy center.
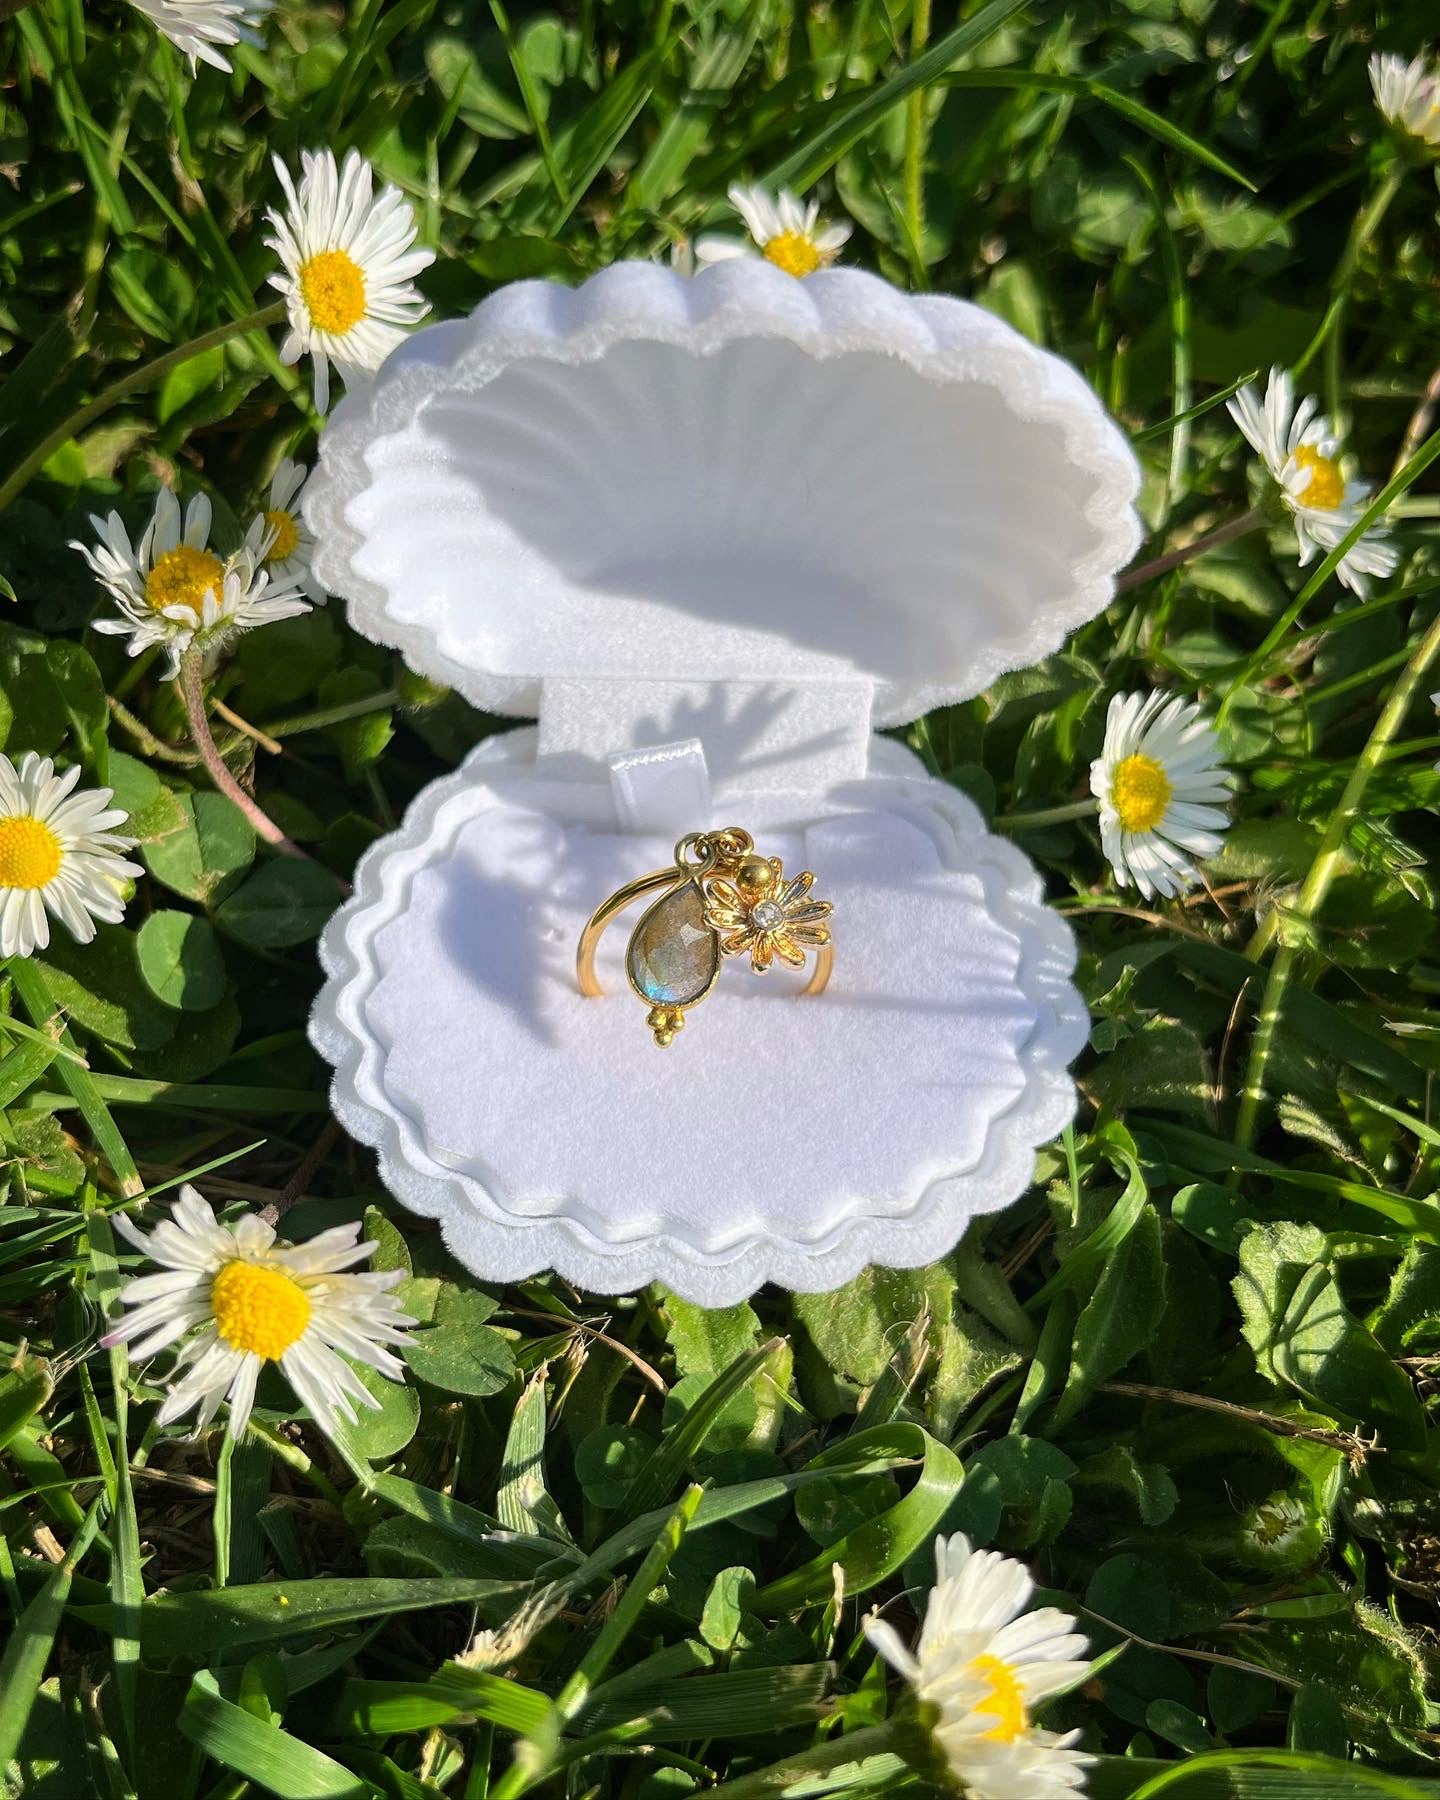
[264,508,300,563]
[145,544,224,617]
[968,1653,1028,1744]
[299,249,368,335]
[1112,752,1172,833]
[763,230,823,278]
[1292,444,1346,511]
[211,1260,312,1360]
[0,816,62,890]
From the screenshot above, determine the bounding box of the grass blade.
[762,0,1031,189]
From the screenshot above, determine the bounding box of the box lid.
[306,260,1141,730]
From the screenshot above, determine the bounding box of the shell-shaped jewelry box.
[305,260,1141,1305]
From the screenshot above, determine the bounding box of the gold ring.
[576,827,834,1046]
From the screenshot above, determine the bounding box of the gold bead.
[654,1029,675,1047]
[734,853,778,899]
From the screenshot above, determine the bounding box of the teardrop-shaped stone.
[627,881,719,1008]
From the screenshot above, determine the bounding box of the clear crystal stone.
[750,900,785,931]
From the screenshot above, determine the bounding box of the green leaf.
[938,69,1256,191]
[699,1567,755,1654]
[316,669,395,782]
[763,0,1031,189]
[35,923,178,1051]
[105,752,171,841]
[618,1341,784,1519]
[0,623,104,763]
[326,1668,551,1738]
[178,1670,372,1798]
[0,1359,56,1457]
[144,791,256,905]
[574,1425,655,1510]
[1087,1017,1213,1118]
[108,248,196,343]
[662,1291,762,1381]
[1236,1224,1426,1450]
[75,1577,524,1661]
[214,857,341,948]
[135,911,226,1012]
[0,1503,103,1772]
[753,1424,963,1611]
[328,1362,421,1464]
[496,1367,568,1540]
[1073,1445,1178,1528]
[1050,1207,1166,1428]
[950,1434,1076,1549]
[575,1662,833,1741]
[402,1285,515,1399]
[157,344,225,424]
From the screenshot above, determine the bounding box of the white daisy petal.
[0,752,139,955]
[1227,367,1397,592]
[868,1533,1095,1798]
[694,181,850,278]
[264,149,433,413]
[123,0,274,73]
[243,459,327,602]
[103,1187,417,1445]
[1369,51,1440,147]
[72,495,311,673]
[1089,690,1233,898]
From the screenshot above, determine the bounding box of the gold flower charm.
[703,854,833,973]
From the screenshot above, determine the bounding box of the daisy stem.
[1234,605,1440,1149]
[1313,163,1407,421]
[0,302,285,518]
[1116,507,1265,592]
[177,651,320,871]
[993,798,1097,829]
[243,1418,345,1509]
[902,0,932,255]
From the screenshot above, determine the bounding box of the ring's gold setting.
[576,827,834,1046]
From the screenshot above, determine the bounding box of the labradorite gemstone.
[628,882,718,1007]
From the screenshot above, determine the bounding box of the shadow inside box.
[417,341,1078,692]
[627,683,861,782]
[428,818,573,1052]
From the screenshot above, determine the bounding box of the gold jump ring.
[576,826,834,1046]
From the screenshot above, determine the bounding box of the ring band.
[576,827,834,1046]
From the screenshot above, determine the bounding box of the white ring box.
[305,260,1141,1305]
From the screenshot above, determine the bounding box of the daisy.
[866,1533,1094,1800]
[125,0,273,73]
[244,459,325,602]
[265,148,435,413]
[72,489,311,676]
[102,1186,418,1442]
[703,853,833,974]
[1090,691,1232,900]
[0,753,140,959]
[694,183,851,278]
[1241,1494,1315,1564]
[1227,368,1399,596]
[1369,51,1440,147]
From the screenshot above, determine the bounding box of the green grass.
[3,0,1440,1796]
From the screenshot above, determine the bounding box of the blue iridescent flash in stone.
[627,881,718,1007]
